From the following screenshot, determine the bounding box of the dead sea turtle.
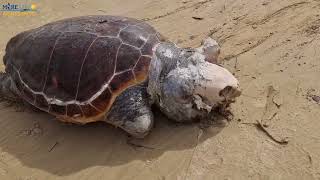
[0,15,241,138]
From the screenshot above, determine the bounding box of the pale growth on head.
[196,37,221,64]
[148,39,240,122]
[164,49,173,58]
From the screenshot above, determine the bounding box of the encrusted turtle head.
[147,38,241,122]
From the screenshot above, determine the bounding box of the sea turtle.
[0,15,241,138]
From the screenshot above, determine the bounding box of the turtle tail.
[0,72,20,102]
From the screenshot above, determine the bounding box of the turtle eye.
[171,92,192,104]
[175,88,193,104]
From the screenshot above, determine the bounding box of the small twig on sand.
[243,121,288,145]
[184,129,203,179]
[234,57,238,71]
[305,150,313,165]
[255,120,288,145]
[192,16,204,20]
[126,138,155,150]
[261,85,279,126]
[295,81,301,95]
[48,142,59,152]
[98,9,107,13]
[232,57,239,75]
[296,145,313,166]
[142,0,215,21]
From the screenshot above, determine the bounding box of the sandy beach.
[0,0,320,179]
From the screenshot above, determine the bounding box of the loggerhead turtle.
[0,15,241,138]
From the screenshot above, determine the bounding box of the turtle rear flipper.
[0,72,27,111]
[0,72,41,112]
[0,72,20,102]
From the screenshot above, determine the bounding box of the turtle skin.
[3,15,165,124]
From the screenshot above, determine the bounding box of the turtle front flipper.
[105,84,154,138]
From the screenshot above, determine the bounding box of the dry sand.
[0,0,320,179]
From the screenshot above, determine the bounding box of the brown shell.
[3,15,165,124]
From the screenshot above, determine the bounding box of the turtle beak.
[194,62,241,107]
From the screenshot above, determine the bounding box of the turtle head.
[147,39,241,122]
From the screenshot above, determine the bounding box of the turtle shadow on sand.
[0,105,227,176]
